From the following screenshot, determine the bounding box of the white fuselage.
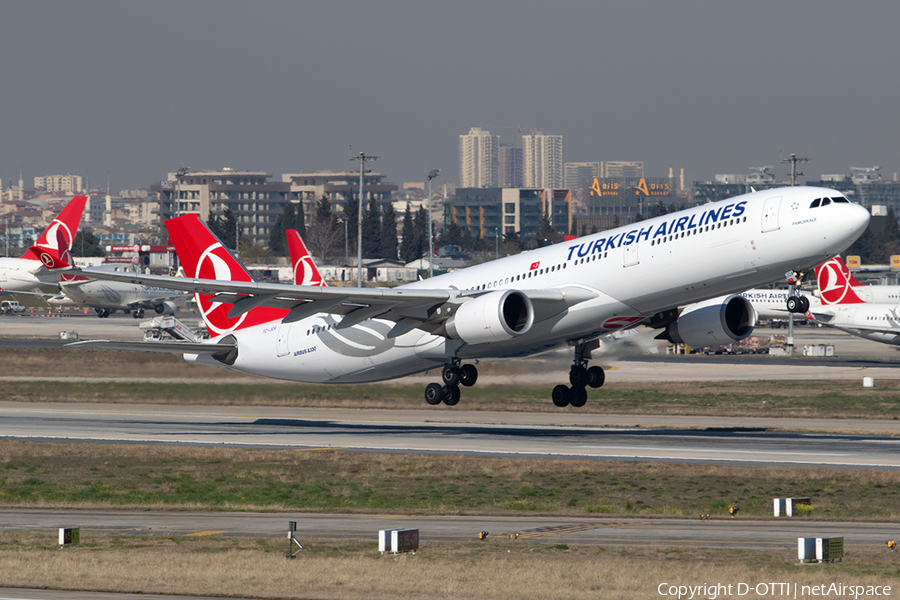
[0,257,59,292]
[60,279,179,311]
[739,288,821,320]
[814,303,900,346]
[835,285,900,304]
[187,186,869,383]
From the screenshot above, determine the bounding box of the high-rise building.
[522,132,563,188]
[459,127,499,188]
[564,162,600,192]
[498,145,523,188]
[602,161,643,178]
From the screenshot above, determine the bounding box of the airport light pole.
[780,153,809,354]
[782,153,809,187]
[352,152,378,288]
[426,169,440,278]
[174,166,190,218]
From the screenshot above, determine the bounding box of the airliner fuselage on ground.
[738,288,821,321]
[59,277,183,318]
[69,186,868,407]
[809,256,900,346]
[0,196,87,294]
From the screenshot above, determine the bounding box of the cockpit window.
[821,198,832,206]
[810,198,821,208]
[832,196,850,203]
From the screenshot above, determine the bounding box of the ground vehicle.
[1,300,27,314]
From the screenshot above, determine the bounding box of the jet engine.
[659,294,756,348]
[444,290,534,345]
[154,301,178,315]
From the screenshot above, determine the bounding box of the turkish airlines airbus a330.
[66,186,868,408]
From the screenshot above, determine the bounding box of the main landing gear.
[551,340,604,408]
[424,361,478,407]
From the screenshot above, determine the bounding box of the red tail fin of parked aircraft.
[815,257,866,305]
[165,214,285,336]
[20,195,87,264]
[286,229,326,287]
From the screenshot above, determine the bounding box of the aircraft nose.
[847,203,870,237]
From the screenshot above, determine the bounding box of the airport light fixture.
[352,152,378,288]
[426,169,440,278]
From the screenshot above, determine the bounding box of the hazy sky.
[1,1,898,193]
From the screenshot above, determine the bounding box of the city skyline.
[1,2,898,193]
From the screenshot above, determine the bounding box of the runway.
[2,402,899,469]
[2,314,900,568]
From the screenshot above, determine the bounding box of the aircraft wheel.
[442,366,461,386]
[570,386,588,408]
[459,364,478,387]
[98,309,109,318]
[569,365,589,388]
[443,385,461,406]
[552,385,571,408]
[138,309,145,319]
[786,297,801,313]
[587,365,605,388]
[798,296,810,312]
[425,383,444,406]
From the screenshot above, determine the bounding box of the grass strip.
[1,441,898,519]
[3,379,900,419]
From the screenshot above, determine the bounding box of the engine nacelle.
[444,290,534,345]
[662,294,756,348]
[154,301,177,315]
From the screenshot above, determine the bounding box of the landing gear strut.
[423,360,478,407]
[552,340,604,408]
[785,269,810,313]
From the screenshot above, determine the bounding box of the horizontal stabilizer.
[65,340,236,356]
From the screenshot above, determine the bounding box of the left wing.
[63,266,594,334]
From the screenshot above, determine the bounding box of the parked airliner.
[808,256,900,346]
[738,288,820,321]
[66,186,868,408]
[0,196,87,294]
[58,269,185,318]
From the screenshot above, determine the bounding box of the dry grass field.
[0,532,898,600]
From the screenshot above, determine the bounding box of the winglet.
[286,229,326,287]
[815,257,866,305]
